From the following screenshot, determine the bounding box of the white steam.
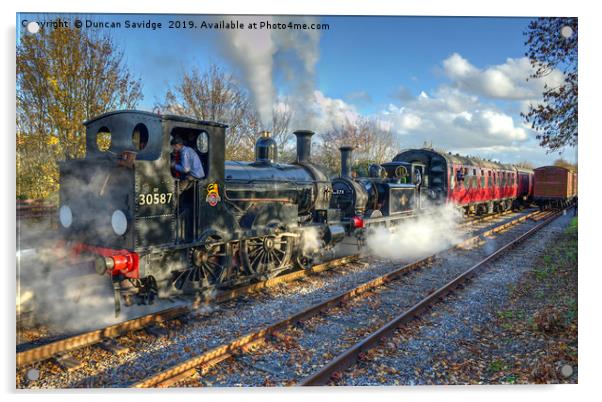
[271,16,321,129]
[365,203,463,261]
[17,246,185,333]
[16,168,186,334]
[301,226,322,255]
[221,16,276,127]
[219,16,322,129]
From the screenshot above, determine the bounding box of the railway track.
[16,208,540,387]
[460,210,514,228]
[131,208,551,388]
[301,208,567,385]
[16,208,523,364]
[16,255,359,370]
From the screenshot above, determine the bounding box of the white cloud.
[442,53,565,100]
[278,52,569,167]
[312,90,360,129]
[379,86,528,149]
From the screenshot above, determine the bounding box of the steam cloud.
[219,16,322,129]
[221,16,276,128]
[17,245,186,333]
[301,226,323,255]
[364,203,463,261]
[16,169,186,334]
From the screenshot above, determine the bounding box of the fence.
[16,199,57,222]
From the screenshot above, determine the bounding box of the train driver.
[170,137,205,194]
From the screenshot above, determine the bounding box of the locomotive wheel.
[240,235,293,279]
[172,240,230,291]
[294,254,314,270]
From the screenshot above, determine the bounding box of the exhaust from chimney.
[294,130,314,163]
[339,146,353,178]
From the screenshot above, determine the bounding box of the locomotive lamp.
[58,205,73,228]
[111,210,128,235]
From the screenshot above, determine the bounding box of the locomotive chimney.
[339,146,353,178]
[294,130,314,163]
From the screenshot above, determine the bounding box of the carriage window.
[450,168,455,190]
[132,123,149,151]
[96,127,111,152]
[481,176,485,188]
[196,131,209,153]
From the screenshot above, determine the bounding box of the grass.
[488,359,506,373]
[531,218,577,282]
[450,218,578,384]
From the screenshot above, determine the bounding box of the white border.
[4,1,599,402]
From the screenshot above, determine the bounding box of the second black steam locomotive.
[59,110,420,312]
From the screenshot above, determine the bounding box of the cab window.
[170,127,210,177]
[132,123,149,151]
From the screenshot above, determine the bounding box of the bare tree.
[515,161,535,169]
[553,158,577,171]
[270,102,295,161]
[315,117,397,176]
[156,65,259,160]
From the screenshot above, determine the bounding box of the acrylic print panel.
[16,12,577,388]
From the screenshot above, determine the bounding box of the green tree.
[17,21,143,199]
[522,17,578,152]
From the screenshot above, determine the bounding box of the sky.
[16,13,577,167]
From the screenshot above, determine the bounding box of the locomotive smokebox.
[255,130,277,164]
[294,130,314,163]
[339,146,354,178]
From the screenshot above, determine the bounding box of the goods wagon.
[533,166,577,208]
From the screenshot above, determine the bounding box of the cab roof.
[83,109,228,128]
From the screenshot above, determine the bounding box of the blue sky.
[17,13,577,166]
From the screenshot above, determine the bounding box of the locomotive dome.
[254,130,277,164]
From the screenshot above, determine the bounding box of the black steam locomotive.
[58,110,419,313]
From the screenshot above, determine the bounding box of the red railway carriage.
[533,166,577,208]
[392,148,533,214]
[516,167,535,203]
